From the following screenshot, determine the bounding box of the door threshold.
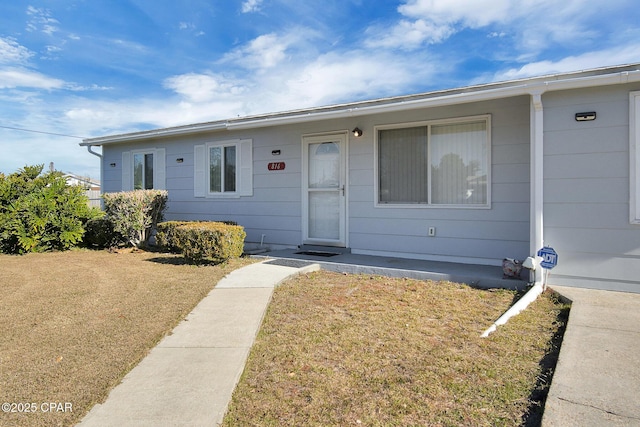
[296,245,351,257]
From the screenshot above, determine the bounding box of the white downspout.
[482,91,545,337]
[530,91,545,286]
[86,145,103,206]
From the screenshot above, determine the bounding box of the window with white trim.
[121,148,166,191]
[376,115,490,207]
[194,139,253,197]
[209,144,237,193]
[630,91,640,224]
[133,152,154,190]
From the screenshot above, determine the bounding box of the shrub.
[0,165,102,254]
[155,221,192,252]
[83,216,120,249]
[102,190,168,247]
[157,221,246,264]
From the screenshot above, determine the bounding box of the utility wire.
[0,125,86,139]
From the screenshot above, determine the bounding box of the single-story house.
[81,63,640,293]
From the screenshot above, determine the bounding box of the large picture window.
[376,115,490,207]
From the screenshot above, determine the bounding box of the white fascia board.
[81,121,228,146]
[226,84,532,130]
[81,66,640,144]
[227,69,640,130]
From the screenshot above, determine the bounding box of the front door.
[302,133,347,247]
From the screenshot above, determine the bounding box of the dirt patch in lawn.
[223,271,569,427]
[0,249,255,427]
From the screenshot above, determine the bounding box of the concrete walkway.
[542,285,640,427]
[77,255,640,426]
[77,260,319,427]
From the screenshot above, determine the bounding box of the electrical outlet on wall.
[428,227,436,237]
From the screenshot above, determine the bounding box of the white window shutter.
[122,151,132,191]
[194,145,206,197]
[239,139,253,196]
[155,148,166,190]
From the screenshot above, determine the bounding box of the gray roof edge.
[81,63,640,146]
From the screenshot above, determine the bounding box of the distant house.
[63,172,101,207]
[63,172,100,190]
[81,63,640,293]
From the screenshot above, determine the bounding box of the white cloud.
[0,37,34,65]
[26,6,60,36]
[492,44,640,81]
[365,18,454,50]
[283,51,435,107]
[0,68,65,90]
[366,0,512,50]
[398,0,512,27]
[367,0,624,58]
[222,32,305,71]
[241,0,263,13]
[163,73,247,103]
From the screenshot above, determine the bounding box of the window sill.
[374,202,491,209]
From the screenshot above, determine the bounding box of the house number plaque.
[268,162,286,171]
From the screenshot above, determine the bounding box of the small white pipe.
[481,282,544,337]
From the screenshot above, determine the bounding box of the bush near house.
[0,165,101,254]
[156,221,246,264]
[101,190,168,248]
[155,220,191,252]
[82,216,119,249]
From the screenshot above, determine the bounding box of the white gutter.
[81,121,228,146]
[226,84,534,130]
[80,66,640,146]
[225,68,640,130]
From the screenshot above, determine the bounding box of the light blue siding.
[543,84,640,292]
[101,96,532,266]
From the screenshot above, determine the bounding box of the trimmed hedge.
[155,221,191,252]
[102,190,168,247]
[156,221,246,264]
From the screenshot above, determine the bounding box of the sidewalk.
[77,260,319,427]
[543,285,640,427]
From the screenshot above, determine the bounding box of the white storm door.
[302,133,347,247]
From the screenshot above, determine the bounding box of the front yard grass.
[223,271,569,427]
[0,249,254,427]
[1,250,568,427]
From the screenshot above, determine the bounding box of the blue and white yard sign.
[537,246,558,269]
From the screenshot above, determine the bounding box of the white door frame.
[302,132,348,247]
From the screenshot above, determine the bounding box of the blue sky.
[1,0,639,180]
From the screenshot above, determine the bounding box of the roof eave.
[81,64,640,146]
[80,121,228,146]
